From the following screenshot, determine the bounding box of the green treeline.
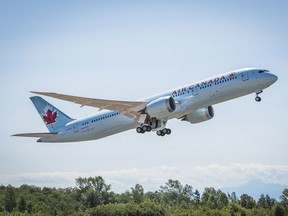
[0,176,287,216]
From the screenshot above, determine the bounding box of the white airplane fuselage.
[35,68,277,143]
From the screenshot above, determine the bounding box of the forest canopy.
[0,176,287,216]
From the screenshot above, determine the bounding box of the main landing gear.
[136,125,152,134]
[255,90,263,102]
[156,128,171,136]
[136,125,172,136]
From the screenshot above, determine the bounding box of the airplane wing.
[12,133,58,138]
[31,91,147,120]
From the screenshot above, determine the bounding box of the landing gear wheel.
[255,96,261,102]
[142,125,148,132]
[166,129,171,135]
[136,127,143,133]
[156,130,163,136]
[147,126,152,132]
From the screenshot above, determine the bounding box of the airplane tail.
[30,96,74,132]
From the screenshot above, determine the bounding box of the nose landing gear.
[255,90,263,102]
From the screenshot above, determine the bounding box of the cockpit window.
[258,70,269,73]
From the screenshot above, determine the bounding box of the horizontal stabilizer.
[12,133,58,138]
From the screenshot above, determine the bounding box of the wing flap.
[31,91,147,120]
[12,133,58,138]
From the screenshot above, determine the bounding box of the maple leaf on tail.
[43,109,57,125]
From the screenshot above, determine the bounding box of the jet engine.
[182,106,214,124]
[146,96,176,119]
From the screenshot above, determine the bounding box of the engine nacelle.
[182,106,214,124]
[146,96,176,119]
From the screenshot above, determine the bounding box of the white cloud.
[0,163,287,193]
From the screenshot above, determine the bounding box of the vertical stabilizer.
[30,96,74,132]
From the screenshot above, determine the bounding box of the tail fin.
[30,96,74,132]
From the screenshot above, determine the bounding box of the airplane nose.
[271,74,278,84]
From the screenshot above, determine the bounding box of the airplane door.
[73,123,79,133]
[192,86,198,96]
[241,72,249,81]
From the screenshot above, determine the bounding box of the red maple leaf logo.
[229,72,235,77]
[43,109,57,125]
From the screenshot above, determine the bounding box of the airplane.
[13,68,277,143]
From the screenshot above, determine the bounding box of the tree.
[117,191,132,204]
[131,184,144,203]
[86,189,98,208]
[280,188,288,209]
[4,185,16,212]
[228,203,245,216]
[273,204,285,216]
[258,194,276,209]
[239,194,256,209]
[194,189,201,205]
[90,201,165,216]
[258,194,266,207]
[75,176,112,208]
[160,179,194,206]
[201,187,229,210]
[27,202,33,214]
[228,192,238,204]
[76,176,111,194]
[18,195,27,212]
[144,191,162,205]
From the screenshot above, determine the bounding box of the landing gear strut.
[255,90,263,102]
[156,128,172,136]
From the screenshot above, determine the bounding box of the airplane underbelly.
[39,116,138,143]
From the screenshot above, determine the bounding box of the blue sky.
[1,1,288,197]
